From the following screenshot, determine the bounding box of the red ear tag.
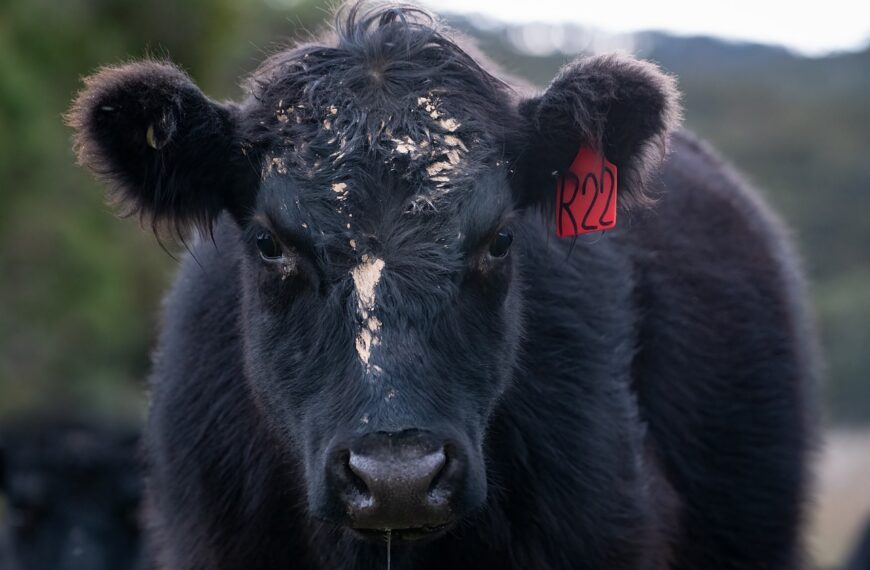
[555,146,618,237]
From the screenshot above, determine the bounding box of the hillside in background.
[450,16,870,423]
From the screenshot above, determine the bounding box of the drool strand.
[386,529,392,570]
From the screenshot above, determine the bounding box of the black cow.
[66,3,816,569]
[0,419,143,570]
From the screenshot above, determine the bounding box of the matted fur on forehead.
[240,3,517,213]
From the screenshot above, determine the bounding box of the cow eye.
[488,230,513,258]
[256,231,283,260]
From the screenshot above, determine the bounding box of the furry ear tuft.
[514,54,682,211]
[66,61,254,236]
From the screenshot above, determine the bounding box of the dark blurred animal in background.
[0,419,143,570]
[67,2,816,569]
[845,520,870,570]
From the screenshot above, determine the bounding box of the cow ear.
[67,61,256,236]
[513,54,681,211]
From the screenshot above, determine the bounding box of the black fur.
[0,419,143,570]
[69,3,816,569]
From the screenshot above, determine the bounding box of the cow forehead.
[258,90,490,192]
[255,92,512,247]
[244,30,518,257]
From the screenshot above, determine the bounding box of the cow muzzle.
[326,429,467,540]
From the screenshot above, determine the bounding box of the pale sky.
[423,0,870,56]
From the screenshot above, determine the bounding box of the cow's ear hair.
[67,61,256,236]
[513,54,681,211]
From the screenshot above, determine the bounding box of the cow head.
[68,3,678,542]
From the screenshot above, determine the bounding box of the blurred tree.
[0,0,330,420]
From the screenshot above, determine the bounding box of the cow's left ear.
[513,54,681,211]
[66,61,257,236]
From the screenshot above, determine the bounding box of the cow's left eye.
[489,231,513,258]
[256,231,283,260]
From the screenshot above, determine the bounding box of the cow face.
[68,3,678,541]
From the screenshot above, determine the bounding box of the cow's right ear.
[67,61,257,235]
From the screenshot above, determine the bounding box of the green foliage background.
[0,0,867,425]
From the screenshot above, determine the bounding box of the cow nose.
[348,446,446,521]
[331,430,458,531]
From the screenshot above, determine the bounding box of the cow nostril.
[332,449,371,505]
[346,458,371,498]
[428,443,455,496]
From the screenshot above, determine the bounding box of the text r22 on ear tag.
[555,146,618,237]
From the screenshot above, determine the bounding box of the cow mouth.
[351,524,449,542]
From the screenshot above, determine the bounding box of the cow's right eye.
[256,231,283,260]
